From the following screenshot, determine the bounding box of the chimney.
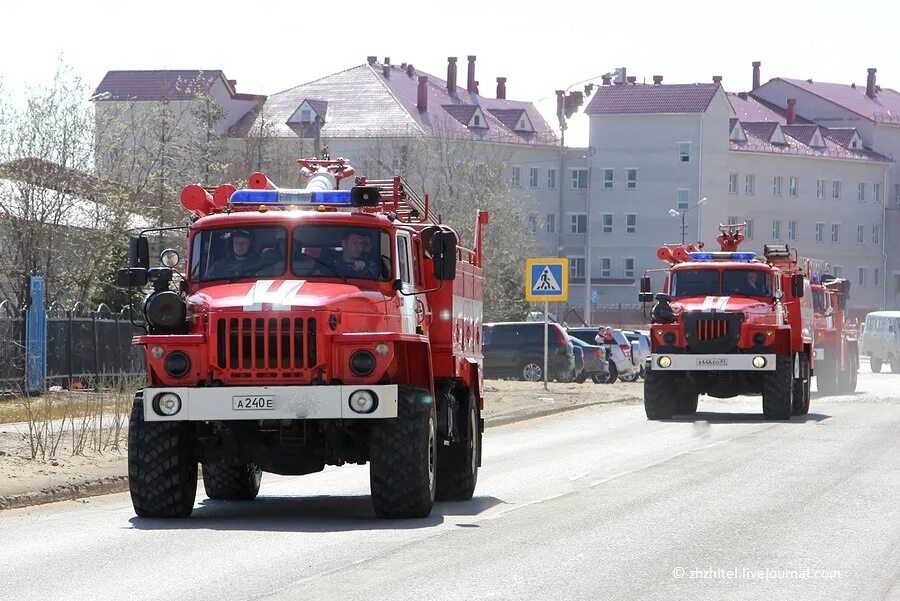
[467,55,477,93]
[652,75,663,85]
[447,57,458,93]
[382,57,391,77]
[626,76,637,85]
[227,79,237,89]
[417,76,428,112]
[713,75,723,84]
[496,77,507,99]
[602,75,612,86]
[407,64,415,78]
[616,67,627,85]
[867,68,877,98]
[384,56,390,65]
[367,56,377,65]
[738,92,748,100]
[752,61,761,90]
[786,98,797,125]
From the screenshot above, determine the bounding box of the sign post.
[525,258,569,390]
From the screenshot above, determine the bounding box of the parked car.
[483,321,576,382]
[569,336,610,383]
[860,311,900,372]
[566,326,640,384]
[621,329,651,379]
[567,344,586,383]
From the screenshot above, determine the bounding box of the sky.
[3,0,900,147]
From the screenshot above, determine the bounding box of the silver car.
[566,327,640,384]
[622,330,651,380]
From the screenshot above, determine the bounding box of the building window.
[745,174,755,195]
[601,213,613,234]
[772,220,781,240]
[547,169,557,189]
[873,225,881,245]
[831,223,840,244]
[745,219,754,239]
[528,212,538,234]
[773,176,783,196]
[546,213,556,233]
[729,173,739,194]
[858,225,865,244]
[624,258,635,278]
[625,213,637,234]
[571,169,588,189]
[833,180,842,200]
[626,169,638,190]
[788,220,797,241]
[600,257,611,278]
[875,183,882,203]
[859,182,866,201]
[300,108,313,123]
[569,213,587,234]
[473,114,482,127]
[603,169,613,190]
[676,188,689,210]
[833,266,843,278]
[817,179,825,200]
[875,268,881,287]
[789,176,798,197]
[678,142,691,162]
[529,167,539,188]
[512,166,521,187]
[815,222,825,243]
[859,267,867,287]
[570,257,586,279]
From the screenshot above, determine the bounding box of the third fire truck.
[807,260,858,394]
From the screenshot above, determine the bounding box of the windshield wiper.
[301,254,350,284]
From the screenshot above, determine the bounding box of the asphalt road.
[2,367,900,601]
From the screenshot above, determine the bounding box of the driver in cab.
[208,229,259,278]
[329,231,378,277]
[740,270,769,296]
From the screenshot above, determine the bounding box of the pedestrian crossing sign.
[525,258,568,302]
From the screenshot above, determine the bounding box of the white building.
[580,67,893,318]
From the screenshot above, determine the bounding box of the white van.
[860,311,900,372]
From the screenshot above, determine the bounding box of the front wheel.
[763,356,793,420]
[872,357,883,373]
[644,368,675,420]
[520,361,543,382]
[619,368,640,383]
[595,362,618,384]
[370,385,437,518]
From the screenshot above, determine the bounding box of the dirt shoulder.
[0,379,642,510]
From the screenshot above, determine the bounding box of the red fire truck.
[807,260,858,394]
[118,156,487,519]
[639,223,814,420]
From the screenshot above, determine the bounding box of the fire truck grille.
[683,312,743,353]
[696,319,729,342]
[214,317,318,372]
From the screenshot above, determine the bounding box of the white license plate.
[696,358,728,367]
[232,395,275,410]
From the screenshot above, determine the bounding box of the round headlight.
[752,356,767,369]
[164,351,191,377]
[152,392,182,416]
[144,290,186,331]
[349,350,376,376]
[663,332,676,344]
[658,356,672,368]
[348,390,378,414]
[160,248,180,268]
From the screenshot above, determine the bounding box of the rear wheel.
[435,390,481,501]
[619,368,640,383]
[644,368,675,420]
[848,352,858,392]
[817,353,837,396]
[202,462,262,500]
[520,361,543,382]
[575,372,588,384]
[872,357,883,373]
[792,353,811,416]
[763,355,793,420]
[595,362,618,384]
[370,385,437,519]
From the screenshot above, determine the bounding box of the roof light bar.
[688,251,757,262]
[229,188,352,206]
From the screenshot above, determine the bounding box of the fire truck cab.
[118,157,486,519]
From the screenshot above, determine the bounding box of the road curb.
[0,395,642,512]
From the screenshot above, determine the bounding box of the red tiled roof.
[732,121,890,162]
[821,127,858,147]
[584,83,719,115]
[726,92,810,124]
[777,78,900,124]
[782,124,818,145]
[741,122,779,141]
[487,108,526,130]
[92,70,224,101]
[442,104,478,125]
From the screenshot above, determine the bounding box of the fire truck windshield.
[193,225,391,282]
[672,268,772,297]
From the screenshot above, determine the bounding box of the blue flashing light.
[688,252,714,261]
[230,188,352,206]
[730,252,757,261]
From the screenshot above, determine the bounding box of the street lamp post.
[668,197,707,244]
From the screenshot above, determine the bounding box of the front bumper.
[650,353,776,371]
[142,385,399,422]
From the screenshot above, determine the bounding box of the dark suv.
[483,321,576,381]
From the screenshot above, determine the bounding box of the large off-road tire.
[202,462,262,501]
[436,389,481,501]
[128,391,198,518]
[370,385,437,519]
[871,356,883,373]
[816,354,837,396]
[763,355,793,420]
[675,392,699,415]
[520,361,543,382]
[644,368,675,420]
[792,354,811,416]
[848,352,858,392]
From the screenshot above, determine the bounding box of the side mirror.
[432,229,457,281]
[116,268,148,288]
[129,236,149,269]
[638,276,653,303]
[792,274,804,298]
